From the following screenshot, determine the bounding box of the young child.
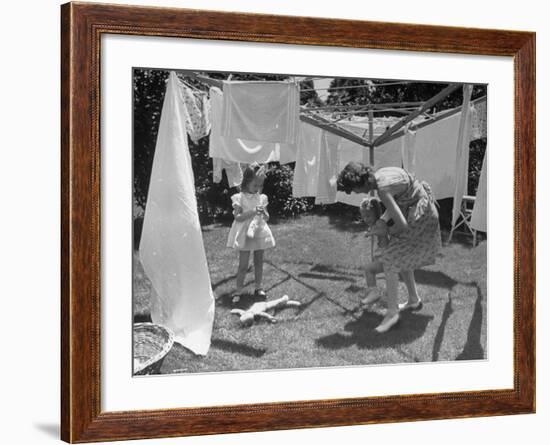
[359,197,389,305]
[227,164,275,304]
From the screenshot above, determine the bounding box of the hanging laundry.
[334,132,369,207]
[139,72,215,356]
[411,112,463,200]
[180,83,210,142]
[315,132,341,204]
[222,80,300,144]
[470,98,487,141]
[401,123,417,174]
[212,158,243,187]
[209,87,296,164]
[292,122,322,197]
[470,151,487,232]
[452,85,474,225]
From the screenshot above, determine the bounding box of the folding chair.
[447,195,478,246]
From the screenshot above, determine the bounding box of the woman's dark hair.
[337,162,375,194]
[240,163,267,192]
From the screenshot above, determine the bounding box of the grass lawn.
[133,213,487,374]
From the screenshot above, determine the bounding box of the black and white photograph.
[132,68,488,376]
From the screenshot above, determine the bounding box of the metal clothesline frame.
[174,70,485,167]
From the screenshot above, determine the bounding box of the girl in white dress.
[227,164,276,304]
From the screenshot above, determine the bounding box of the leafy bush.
[262,164,313,219]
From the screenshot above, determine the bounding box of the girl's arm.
[233,205,256,222]
[369,220,388,237]
[378,189,408,235]
[259,194,270,221]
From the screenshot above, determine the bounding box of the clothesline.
[175,70,485,151]
[299,81,415,93]
[304,101,425,111]
[316,107,422,116]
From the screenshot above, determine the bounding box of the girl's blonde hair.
[240,163,267,192]
[360,196,383,220]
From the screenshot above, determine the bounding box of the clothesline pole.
[373,83,463,147]
[368,111,375,166]
[299,114,371,147]
[368,110,375,262]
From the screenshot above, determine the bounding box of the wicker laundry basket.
[133,323,174,375]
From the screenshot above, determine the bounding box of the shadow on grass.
[134,313,152,323]
[431,293,454,361]
[211,338,267,358]
[310,264,363,277]
[265,260,360,318]
[298,272,356,282]
[456,284,485,360]
[410,269,459,290]
[316,310,434,351]
[326,212,365,234]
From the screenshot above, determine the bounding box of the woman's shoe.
[375,312,400,333]
[361,287,381,305]
[398,299,423,311]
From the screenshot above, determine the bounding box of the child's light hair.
[359,196,383,220]
[240,162,268,192]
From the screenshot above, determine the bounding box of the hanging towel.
[401,123,417,174]
[471,151,487,232]
[209,87,296,164]
[452,85,474,225]
[470,99,487,141]
[139,72,215,356]
[222,80,300,144]
[212,158,243,187]
[315,132,341,204]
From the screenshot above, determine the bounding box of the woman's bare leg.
[375,269,400,332]
[401,269,420,304]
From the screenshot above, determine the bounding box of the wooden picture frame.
[61,2,535,442]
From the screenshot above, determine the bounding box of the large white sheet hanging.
[139,72,215,356]
[292,122,323,198]
[315,131,341,204]
[209,87,296,164]
[222,80,300,144]
[411,113,462,200]
[471,151,487,232]
[452,85,474,225]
